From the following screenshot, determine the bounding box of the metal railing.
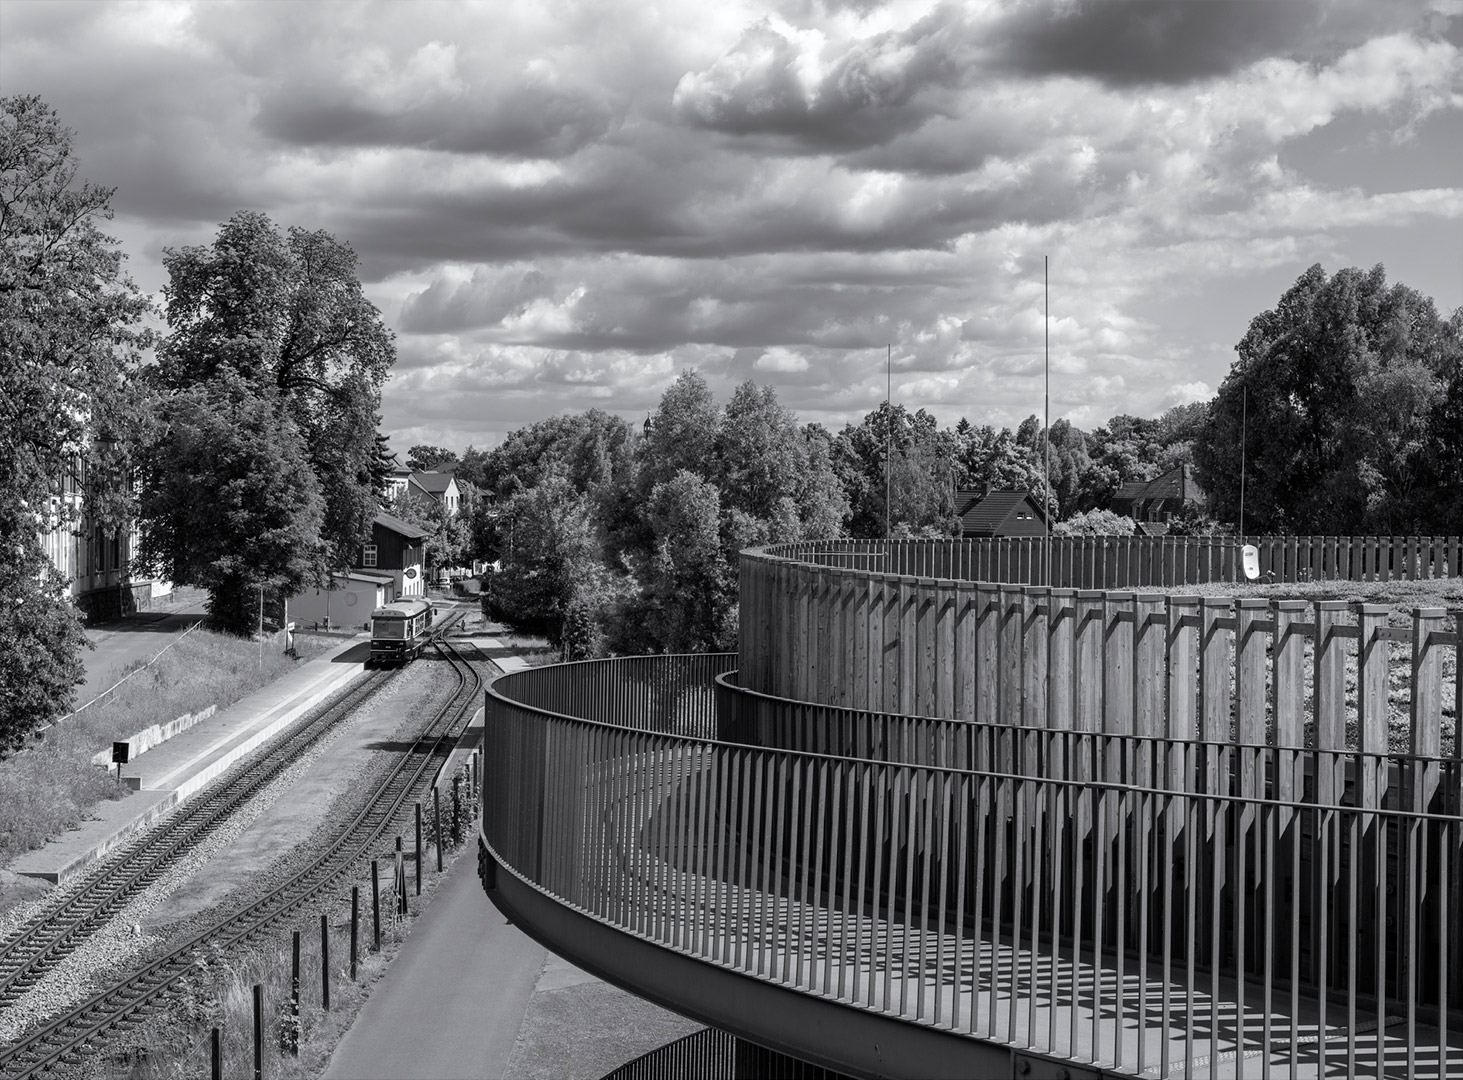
[600,1027,856,1080]
[484,656,1461,1079]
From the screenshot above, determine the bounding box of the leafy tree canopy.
[1195,263,1459,533]
[1,95,152,747]
[406,445,457,472]
[157,211,394,572]
[138,378,326,635]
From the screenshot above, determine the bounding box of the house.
[406,469,461,515]
[40,454,168,621]
[1109,464,1207,524]
[361,511,429,598]
[954,488,1048,538]
[289,571,396,631]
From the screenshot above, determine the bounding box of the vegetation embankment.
[68,761,481,1080]
[0,630,333,878]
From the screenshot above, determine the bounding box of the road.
[322,851,702,1080]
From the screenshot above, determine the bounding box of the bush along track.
[0,634,482,1076]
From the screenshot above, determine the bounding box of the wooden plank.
[884,570,902,714]
[1047,589,1076,734]
[936,580,955,721]
[1410,608,1446,812]
[1165,595,1200,813]
[1235,599,1268,800]
[1074,592,1104,735]
[867,573,885,711]
[1022,587,1049,732]
[1133,594,1165,789]
[1104,592,1136,791]
[1199,599,1233,793]
[1353,603,1389,810]
[899,577,918,716]
[915,578,937,718]
[954,581,976,723]
[975,583,999,726]
[1312,601,1347,805]
[998,585,1023,730]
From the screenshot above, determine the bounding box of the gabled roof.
[410,471,457,495]
[373,510,429,540]
[1136,464,1202,503]
[955,489,1046,537]
[1113,480,1148,501]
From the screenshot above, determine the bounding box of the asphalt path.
[321,857,548,1080]
[75,595,210,708]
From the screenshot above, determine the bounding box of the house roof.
[955,489,1046,536]
[1113,480,1148,502]
[410,471,457,495]
[373,510,429,540]
[1136,464,1201,503]
[343,570,396,585]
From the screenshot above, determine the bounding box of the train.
[368,598,435,665]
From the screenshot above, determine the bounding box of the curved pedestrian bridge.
[479,540,1461,1079]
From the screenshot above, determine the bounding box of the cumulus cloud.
[1,0,1458,446]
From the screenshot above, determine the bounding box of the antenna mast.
[885,344,892,542]
[1044,255,1051,587]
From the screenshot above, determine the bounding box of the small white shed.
[290,572,396,631]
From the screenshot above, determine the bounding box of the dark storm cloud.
[255,80,614,158]
[986,0,1430,87]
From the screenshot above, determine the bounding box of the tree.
[1195,264,1458,533]
[1,95,153,749]
[138,379,326,634]
[486,475,602,643]
[389,487,468,575]
[155,211,394,572]
[835,403,957,538]
[1053,509,1137,536]
[406,445,457,472]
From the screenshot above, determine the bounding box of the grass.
[0,629,334,872]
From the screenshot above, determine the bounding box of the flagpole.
[885,343,892,542]
[1044,255,1051,587]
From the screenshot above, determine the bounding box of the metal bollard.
[371,860,381,951]
[415,802,423,896]
[253,984,263,1080]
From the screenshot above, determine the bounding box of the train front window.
[375,619,406,639]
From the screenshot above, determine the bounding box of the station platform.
[9,637,372,885]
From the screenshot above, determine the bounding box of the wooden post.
[253,984,263,1080]
[1132,594,1165,790]
[1235,599,1268,803]
[371,859,381,950]
[290,929,300,1055]
[1410,608,1445,813]
[434,787,444,872]
[1047,589,1076,738]
[453,776,462,845]
[1166,596,1200,792]
[211,1026,221,1080]
[1198,598,1233,794]
[1354,604,1390,810]
[415,802,423,896]
[1272,601,1306,817]
[1313,601,1347,806]
[396,835,407,916]
[350,885,359,980]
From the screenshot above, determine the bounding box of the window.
[362,544,378,568]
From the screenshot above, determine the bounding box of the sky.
[4,0,1461,455]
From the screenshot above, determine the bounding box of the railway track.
[0,630,483,1076]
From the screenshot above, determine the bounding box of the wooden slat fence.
[742,551,1461,771]
[777,535,1461,588]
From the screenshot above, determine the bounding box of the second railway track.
[0,627,484,1077]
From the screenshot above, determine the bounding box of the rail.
[768,535,1461,588]
[482,656,1461,1079]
